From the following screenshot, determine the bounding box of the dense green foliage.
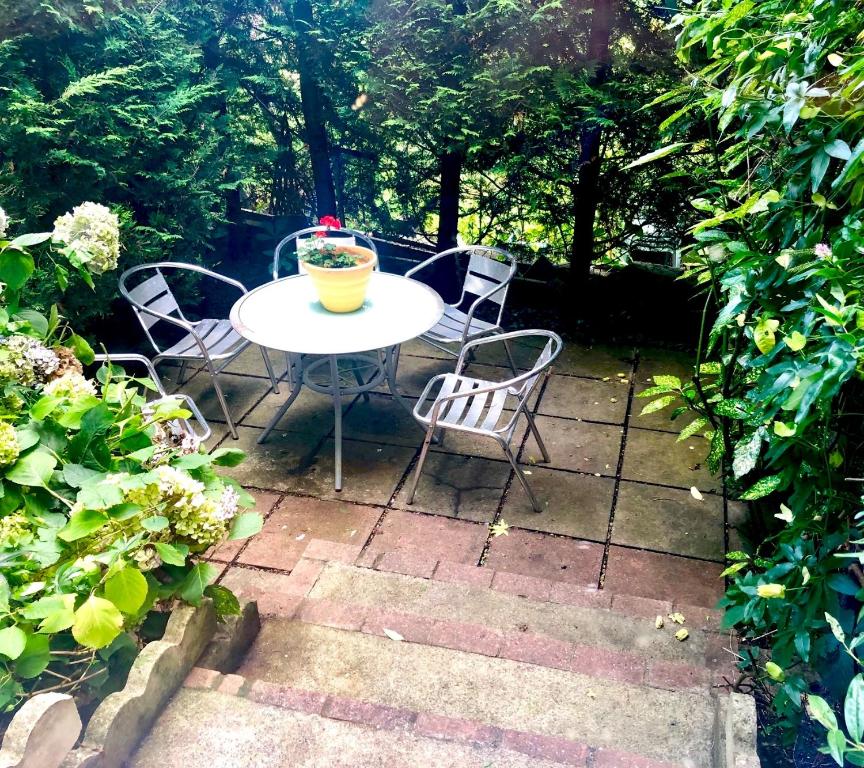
[0,207,260,714]
[1,0,693,335]
[637,0,864,749]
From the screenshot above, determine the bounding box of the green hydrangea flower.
[52,202,120,275]
[0,421,20,465]
[0,512,30,548]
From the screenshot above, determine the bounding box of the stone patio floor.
[163,337,740,609]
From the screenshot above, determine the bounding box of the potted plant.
[298,217,377,313]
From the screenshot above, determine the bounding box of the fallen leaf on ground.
[296,533,305,541]
[675,629,690,642]
[668,612,685,624]
[383,628,404,642]
[655,615,665,629]
[490,520,510,537]
[690,486,703,501]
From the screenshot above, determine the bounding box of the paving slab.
[392,452,510,521]
[219,426,319,491]
[604,546,725,608]
[537,375,629,424]
[239,621,715,766]
[222,345,289,379]
[309,562,715,666]
[237,496,381,571]
[297,438,415,505]
[552,344,636,379]
[341,392,424,447]
[242,387,336,440]
[612,481,725,562]
[484,528,603,586]
[622,428,719,493]
[499,467,615,540]
[129,688,564,768]
[636,348,696,384]
[175,371,272,425]
[520,415,622,475]
[359,510,487,566]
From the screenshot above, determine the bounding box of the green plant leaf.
[5,449,57,488]
[204,584,241,617]
[827,729,846,766]
[58,509,108,542]
[739,474,784,500]
[15,634,50,678]
[624,142,690,169]
[753,316,780,355]
[154,542,188,566]
[104,568,148,615]
[784,331,807,352]
[72,595,124,649]
[808,694,839,731]
[640,395,676,415]
[141,515,169,532]
[845,675,864,743]
[177,562,217,605]
[0,249,35,291]
[227,512,263,541]
[67,333,95,365]
[0,626,27,660]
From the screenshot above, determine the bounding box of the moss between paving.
[239,620,715,766]
[129,688,563,768]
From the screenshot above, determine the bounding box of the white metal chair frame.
[118,262,279,439]
[406,329,563,513]
[272,225,384,398]
[92,353,212,443]
[405,246,519,367]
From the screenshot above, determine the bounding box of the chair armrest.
[404,251,451,279]
[93,353,168,396]
[158,263,248,294]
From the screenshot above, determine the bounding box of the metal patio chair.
[92,353,211,444]
[272,225,383,397]
[404,246,518,368]
[118,263,280,439]
[405,329,563,512]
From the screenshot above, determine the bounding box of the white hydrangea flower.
[0,207,8,240]
[43,371,97,399]
[52,202,120,275]
[0,335,59,386]
[213,486,240,522]
[0,421,20,466]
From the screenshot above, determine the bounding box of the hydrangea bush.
[0,204,260,715]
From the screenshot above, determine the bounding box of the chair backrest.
[118,265,187,353]
[510,332,562,401]
[272,226,379,280]
[434,246,517,324]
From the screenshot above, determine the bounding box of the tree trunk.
[436,150,463,251]
[569,0,614,285]
[293,0,337,218]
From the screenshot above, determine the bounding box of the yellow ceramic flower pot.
[300,245,377,313]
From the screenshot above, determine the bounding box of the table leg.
[257,374,303,445]
[330,355,343,491]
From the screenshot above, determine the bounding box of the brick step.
[219,559,738,687]
[235,617,718,766]
[144,667,693,768]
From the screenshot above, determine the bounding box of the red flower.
[319,215,341,229]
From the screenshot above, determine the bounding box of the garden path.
[127,339,755,767]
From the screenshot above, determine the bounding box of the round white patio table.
[229,272,445,490]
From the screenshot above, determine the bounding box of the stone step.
[236,618,718,766]
[128,685,577,768]
[219,560,738,692]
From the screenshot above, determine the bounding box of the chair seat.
[423,306,497,343]
[415,373,512,433]
[161,319,246,359]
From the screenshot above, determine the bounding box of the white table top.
[230,272,445,355]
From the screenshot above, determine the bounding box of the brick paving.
[169,339,731,611]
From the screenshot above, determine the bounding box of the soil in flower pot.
[299,244,377,313]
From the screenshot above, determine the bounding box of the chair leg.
[207,362,238,439]
[522,407,550,463]
[177,359,188,386]
[406,423,436,504]
[260,347,280,395]
[502,443,542,513]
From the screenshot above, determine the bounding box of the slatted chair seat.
[407,330,563,513]
[119,262,280,439]
[424,307,498,344]
[160,319,245,359]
